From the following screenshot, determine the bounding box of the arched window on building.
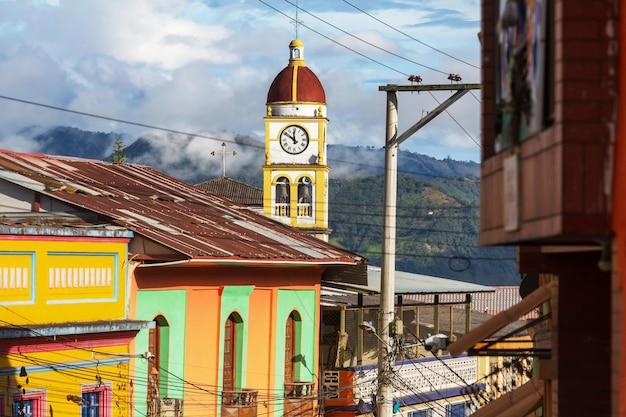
[222,312,243,405]
[284,311,302,396]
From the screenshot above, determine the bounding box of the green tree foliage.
[329,175,519,286]
[112,137,128,163]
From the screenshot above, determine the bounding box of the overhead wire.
[268,0,482,148]
[341,0,481,70]
[424,90,481,148]
[0,94,263,150]
[0,3,483,172]
[264,0,482,149]
[282,0,451,76]
[0,3,491,410]
[470,90,482,103]
[394,333,484,409]
[256,0,408,77]
[0,298,496,415]
[0,93,480,182]
[0,311,356,403]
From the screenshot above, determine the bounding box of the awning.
[448,283,553,357]
[470,377,543,417]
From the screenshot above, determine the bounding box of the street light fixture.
[359,321,391,348]
[359,321,376,333]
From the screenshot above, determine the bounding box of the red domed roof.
[266,40,326,104]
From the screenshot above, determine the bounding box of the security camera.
[144,352,155,360]
[423,334,450,355]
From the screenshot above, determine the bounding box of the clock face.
[279,125,309,155]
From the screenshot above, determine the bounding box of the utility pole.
[376,82,480,417]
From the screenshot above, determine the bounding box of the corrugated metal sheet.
[0,150,365,267]
[196,177,263,207]
[471,286,540,319]
[323,266,495,296]
[0,212,133,238]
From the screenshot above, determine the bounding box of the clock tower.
[263,39,330,241]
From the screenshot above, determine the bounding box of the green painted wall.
[275,290,317,393]
[136,289,187,416]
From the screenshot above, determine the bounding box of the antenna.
[292,0,300,38]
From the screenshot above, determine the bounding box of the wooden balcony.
[284,382,316,417]
[221,389,258,417]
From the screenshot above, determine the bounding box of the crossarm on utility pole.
[390,88,471,148]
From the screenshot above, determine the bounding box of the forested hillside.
[329,175,519,285]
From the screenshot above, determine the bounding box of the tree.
[112,137,127,163]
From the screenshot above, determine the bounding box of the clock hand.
[286,131,297,144]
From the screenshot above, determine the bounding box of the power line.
[0,93,479,181]
[283,0,451,76]
[0,94,263,150]
[270,0,481,150]
[425,91,481,148]
[257,0,409,77]
[342,0,481,70]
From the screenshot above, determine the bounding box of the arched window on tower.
[297,177,312,217]
[275,177,290,217]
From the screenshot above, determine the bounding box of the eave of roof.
[137,258,360,268]
[0,319,153,338]
[0,212,133,238]
[323,266,495,295]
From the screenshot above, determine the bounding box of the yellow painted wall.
[0,343,133,417]
[0,237,129,324]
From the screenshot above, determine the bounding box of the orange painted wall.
[134,263,322,417]
[184,287,222,416]
[248,288,276,396]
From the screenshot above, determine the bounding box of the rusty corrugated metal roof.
[0,212,133,238]
[0,150,365,266]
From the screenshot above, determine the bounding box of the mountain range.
[14,126,518,286]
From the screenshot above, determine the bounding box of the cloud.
[0,0,482,163]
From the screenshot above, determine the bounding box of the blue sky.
[0,0,482,165]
